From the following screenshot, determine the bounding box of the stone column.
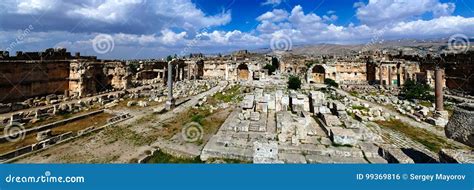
[388,66,392,86]
[166,61,175,110]
[379,65,384,85]
[396,66,401,87]
[435,68,444,111]
[403,67,408,83]
[225,64,229,81]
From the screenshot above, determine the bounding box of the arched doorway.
[237,63,249,80]
[311,65,325,84]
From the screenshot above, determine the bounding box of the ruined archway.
[237,63,249,80]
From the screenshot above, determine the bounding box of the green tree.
[263,64,277,75]
[324,78,339,88]
[288,75,302,90]
[166,55,173,61]
[128,63,139,74]
[401,80,434,101]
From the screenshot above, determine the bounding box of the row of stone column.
[379,64,400,87]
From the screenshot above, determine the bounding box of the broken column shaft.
[166,61,175,110]
[435,68,444,111]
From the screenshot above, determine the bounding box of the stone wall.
[0,60,70,102]
[0,49,131,103]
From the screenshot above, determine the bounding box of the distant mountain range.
[252,38,474,56]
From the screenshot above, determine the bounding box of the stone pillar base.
[435,110,449,120]
[427,110,450,127]
[166,99,175,110]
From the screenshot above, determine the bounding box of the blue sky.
[0,0,474,59]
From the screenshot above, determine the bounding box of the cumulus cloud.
[255,4,474,45]
[257,9,289,22]
[160,29,187,45]
[356,0,456,25]
[1,1,474,59]
[261,0,283,7]
[0,0,231,34]
[16,0,58,14]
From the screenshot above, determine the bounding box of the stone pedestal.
[166,99,175,110]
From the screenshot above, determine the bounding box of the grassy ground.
[349,91,359,97]
[210,85,242,104]
[146,151,203,163]
[375,119,460,153]
[105,125,155,147]
[351,105,369,112]
[0,112,112,155]
[419,101,433,108]
[145,151,251,164]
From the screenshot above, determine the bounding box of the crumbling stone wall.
[1,49,131,103]
[0,60,70,102]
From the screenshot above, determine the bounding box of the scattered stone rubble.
[201,80,389,164]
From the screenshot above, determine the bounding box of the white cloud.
[199,30,262,45]
[160,29,187,45]
[257,9,289,22]
[262,0,283,7]
[1,1,474,58]
[255,4,474,46]
[1,0,231,33]
[388,16,474,37]
[152,0,231,30]
[356,0,456,25]
[16,0,58,14]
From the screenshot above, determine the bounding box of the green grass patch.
[207,158,251,164]
[349,91,359,97]
[212,85,242,103]
[191,114,205,124]
[352,105,369,112]
[419,101,433,108]
[376,119,455,153]
[146,151,203,163]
